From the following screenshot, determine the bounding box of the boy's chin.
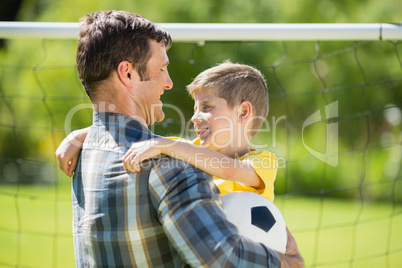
[199,139,209,147]
[199,139,220,152]
[199,138,211,148]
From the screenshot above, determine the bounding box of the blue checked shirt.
[72,112,281,267]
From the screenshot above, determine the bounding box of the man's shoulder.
[144,155,219,204]
[87,114,158,148]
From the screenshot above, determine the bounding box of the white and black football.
[221,191,287,253]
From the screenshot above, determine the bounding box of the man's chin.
[153,111,165,123]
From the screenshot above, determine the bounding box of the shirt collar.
[93,112,152,134]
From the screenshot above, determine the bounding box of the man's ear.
[117,61,134,87]
[238,101,253,124]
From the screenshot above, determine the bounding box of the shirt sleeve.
[149,156,281,267]
[216,150,278,202]
[241,150,278,202]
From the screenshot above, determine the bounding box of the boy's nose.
[191,112,203,124]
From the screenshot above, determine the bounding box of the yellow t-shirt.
[214,149,277,202]
[168,137,278,202]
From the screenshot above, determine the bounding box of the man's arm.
[55,127,89,176]
[149,157,303,267]
[280,228,304,267]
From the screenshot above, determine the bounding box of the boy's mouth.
[196,127,209,137]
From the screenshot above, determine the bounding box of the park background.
[0,0,401,267]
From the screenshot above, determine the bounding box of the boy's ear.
[117,60,135,87]
[238,101,253,123]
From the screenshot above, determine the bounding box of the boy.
[123,61,278,202]
[56,62,277,201]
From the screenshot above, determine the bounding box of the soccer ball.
[221,191,287,253]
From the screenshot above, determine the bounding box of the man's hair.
[76,10,172,98]
[186,61,269,135]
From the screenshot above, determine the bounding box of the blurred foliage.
[0,0,401,203]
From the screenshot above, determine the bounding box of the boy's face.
[192,88,240,154]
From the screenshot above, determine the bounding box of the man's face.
[133,40,173,125]
[191,88,240,155]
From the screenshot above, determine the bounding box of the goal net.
[0,23,401,268]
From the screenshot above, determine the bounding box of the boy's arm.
[123,137,263,188]
[55,127,89,177]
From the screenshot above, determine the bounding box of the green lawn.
[0,181,401,268]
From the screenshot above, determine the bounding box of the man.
[61,10,303,267]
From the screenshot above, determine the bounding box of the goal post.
[0,22,401,268]
[0,22,401,40]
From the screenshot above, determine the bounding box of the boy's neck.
[219,145,250,159]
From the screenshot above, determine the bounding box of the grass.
[0,180,75,268]
[0,181,401,268]
[276,196,402,267]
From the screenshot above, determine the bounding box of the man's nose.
[164,72,173,90]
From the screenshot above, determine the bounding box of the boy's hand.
[123,138,167,172]
[55,130,86,177]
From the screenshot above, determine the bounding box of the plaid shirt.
[72,112,281,267]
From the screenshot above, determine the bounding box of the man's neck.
[92,100,148,127]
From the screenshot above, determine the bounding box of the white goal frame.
[0,22,401,41]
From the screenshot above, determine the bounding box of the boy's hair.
[187,61,269,135]
[76,10,172,99]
